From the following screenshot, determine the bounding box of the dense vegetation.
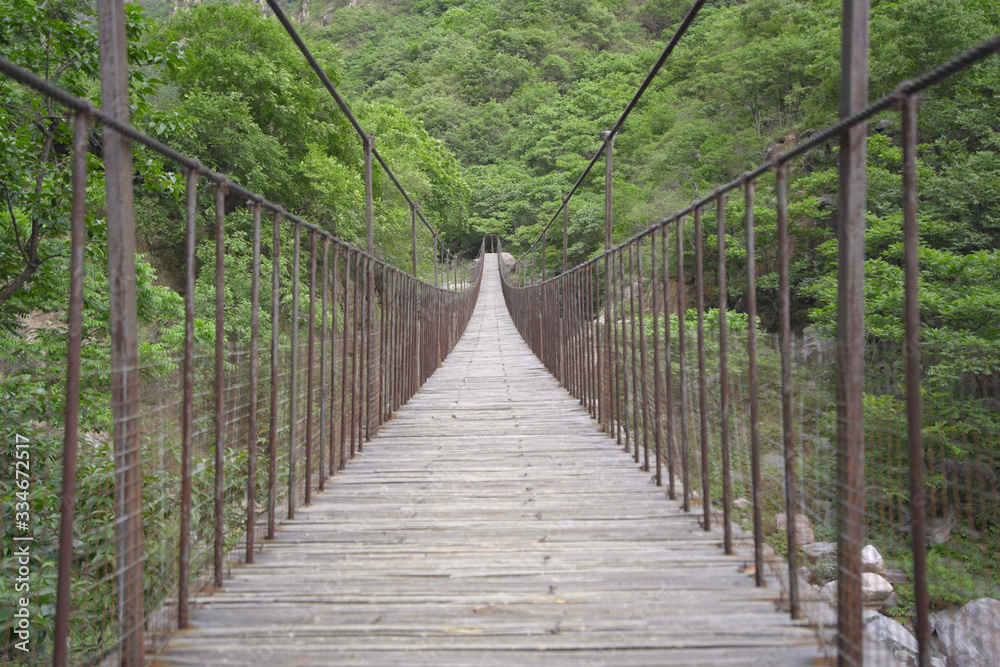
[1,0,999,657]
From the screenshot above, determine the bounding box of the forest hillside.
[1,0,999,654]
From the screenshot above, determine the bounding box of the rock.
[936,598,1000,667]
[863,609,918,666]
[775,512,815,545]
[880,591,900,613]
[798,566,813,585]
[862,545,888,576]
[802,541,837,564]
[821,580,838,606]
[733,497,750,509]
[928,508,956,545]
[825,577,893,610]
[802,596,837,629]
[886,568,910,585]
[763,132,799,163]
[762,452,784,469]
[862,573,894,609]
[871,119,893,133]
[815,196,835,211]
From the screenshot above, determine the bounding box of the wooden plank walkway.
[157,254,824,666]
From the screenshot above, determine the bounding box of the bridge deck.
[158,254,823,666]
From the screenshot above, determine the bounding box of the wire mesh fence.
[0,51,485,667]
[501,31,1000,665]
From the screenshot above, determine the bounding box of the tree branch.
[3,186,26,260]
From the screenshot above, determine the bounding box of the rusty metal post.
[584,264,598,419]
[246,201,262,563]
[349,251,360,456]
[379,264,389,425]
[268,212,282,540]
[320,240,329,489]
[387,270,395,415]
[561,197,569,387]
[612,250,623,446]
[365,135,375,255]
[331,245,340,474]
[694,206,711,529]
[178,168,200,623]
[411,204,418,277]
[637,244,651,472]
[541,231,548,373]
[618,251,632,451]
[676,217,691,513]
[604,131,614,249]
[54,112,89,665]
[662,225,676,500]
[562,197,569,274]
[744,180,765,586]
[902,92,930,664]
[359,255,369,448]
[365,255,375,442]
[604,130,616,436]
[777,165,800,616]
[837,2,869,661]
[213,183,227,589]
[717,194,733,554]
[650,230,664,487]
[288,224,301,519]
[306,231,317,504]
[572,269,583,405]
[97,0,144,658]
[627,244,642,465]
[340,249,352,464]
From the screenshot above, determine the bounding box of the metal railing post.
[54,112,90,666]
[837,1,870,661]
[777,165,800,617]
[306,231,317,503]
[213,182,227,590]
[246,201,263,563]
[289,224,301,518]
[716,194,733,554]
[743,181,765,586]
[96,0,144,659]
[179,167,200,623]
[411,203,418,277]
[268,212,282,540]
[902,92,931,665]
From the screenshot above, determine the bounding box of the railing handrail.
[263,0,441,242]
[510,32,1000,282]
[0,55,466,290]
[513,0,709,263]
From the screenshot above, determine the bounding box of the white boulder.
[819,574,893,609]
[862,544,888,576]
[935,598,1000,667]
[863,609,918,666]
[802,541,837,563]
[775,512,815,545]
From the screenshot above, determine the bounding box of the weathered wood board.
[156,255,827,666]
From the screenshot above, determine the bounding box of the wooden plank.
[155,255,827,666]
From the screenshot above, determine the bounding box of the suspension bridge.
[2,0,999,665]
[156,254,821,666]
